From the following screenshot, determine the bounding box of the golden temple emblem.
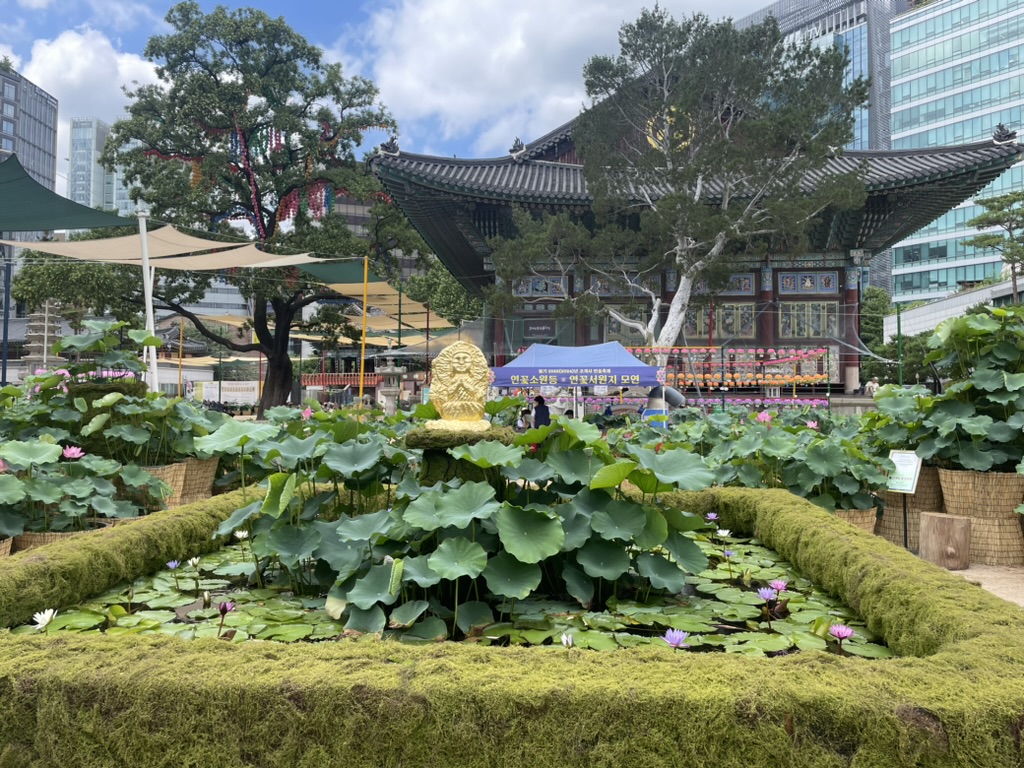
[426,341,491,432]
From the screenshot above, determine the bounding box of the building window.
[2,83,14,100]
[1,120,12,135]
[0,138,12,152]
[779,302,838,339]
[1,103,12,118]
[683,303,756,340]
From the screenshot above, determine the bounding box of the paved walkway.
[956,564,1024,607]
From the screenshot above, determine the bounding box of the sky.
[1,0,769,191]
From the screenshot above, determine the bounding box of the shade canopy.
[492,341,662,388]
[0,155,135,232]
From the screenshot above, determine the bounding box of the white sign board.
[886,450,922,494]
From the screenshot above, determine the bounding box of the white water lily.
[188,556,201,568]
[233,530,249,541]
[560,632,574,649]
[32,608,57,632]
[717,529,731,538]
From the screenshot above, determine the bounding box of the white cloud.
[21,27,158,189]
[347,0,768,156]
[16,0,56,9]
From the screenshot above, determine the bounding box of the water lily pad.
[255,624,314,642]
[843,642,893,659]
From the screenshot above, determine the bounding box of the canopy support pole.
[358,251,369,408]
[1,239,10,386]
[138,213,159,392]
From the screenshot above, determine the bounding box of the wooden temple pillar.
[842,266,861,393]
[758,265,775,349]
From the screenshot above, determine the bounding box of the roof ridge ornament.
[379,136,400,157]
[509,137,527,163]
[993,123,1018,145]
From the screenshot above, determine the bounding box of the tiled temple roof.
[371,134,1023,292]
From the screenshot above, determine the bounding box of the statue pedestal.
[405,426,516,491]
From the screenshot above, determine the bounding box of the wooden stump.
[919,512,971,570]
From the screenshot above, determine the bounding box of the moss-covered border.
[1,488,1023,767]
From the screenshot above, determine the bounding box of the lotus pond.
[16,523,890,657]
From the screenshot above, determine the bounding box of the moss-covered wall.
[1,488,1023,767]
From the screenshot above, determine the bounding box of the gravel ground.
[955,564,1024,608]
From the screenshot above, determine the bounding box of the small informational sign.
[887,450,922,494]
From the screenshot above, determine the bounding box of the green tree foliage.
[94,2,397,409]
[571,9,868,356]
[859,286,892,353]
[402,256,483,326]
[962,191,1024,304]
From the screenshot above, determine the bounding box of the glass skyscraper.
[890,0,1024,303]
[68,117,134,218]
[736,1,910,291]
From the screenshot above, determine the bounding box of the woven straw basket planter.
[144,462,188,509]
[877,466,943,551]
[835,507,878,534]
[938,468,1024,565]
[12,530,82,554]
[0,537,11,557]
[180,457,219,506]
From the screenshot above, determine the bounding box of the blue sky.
[1,0,768,188]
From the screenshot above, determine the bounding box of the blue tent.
[492,342,662,388]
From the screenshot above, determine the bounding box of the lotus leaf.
[402,555,442,587]
[389,600,430,628]
[402,616,448,642]
[636,553,688,593]
[495,504,565,563]
[345,564,401,610]
[260,473,297,518]
[0,440,61,467]
[322,438,387,478]
[662,531,709,574]
[627,446,713,490]
[311,521,365,579]
[455,601,494,635]
[427,537,488,581]
[544,449,601,485]
[334,508,395,543]
[0,475,26,505]
[259,433,327,470]
[449,441,524,469]
[501,457,554,484]
[345,605,386,634]
[589,460,637,490]
[590,499,646,542]
[263,526,321,568]
[576,538,630,580]
[482,551,542,599]
[402,482,498,532]
[634,506,669,549]
[194,420,279,454]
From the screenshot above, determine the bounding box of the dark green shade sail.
[0,155,135,232]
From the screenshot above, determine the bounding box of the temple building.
[371,125,1021,394]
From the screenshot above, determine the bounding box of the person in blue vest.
[533,395,551,427]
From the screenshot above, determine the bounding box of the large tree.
[567,9,868,360]
[962,190,1024,305]
[99,2,397,409]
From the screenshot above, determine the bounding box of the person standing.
[865,377,880,396]
[533,395,551,427]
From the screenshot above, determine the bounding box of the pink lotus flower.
[301,407,313,420]
[0,459,6,472]
[62,446,85,460]
[756,411,772,424]
[806,420,819,430]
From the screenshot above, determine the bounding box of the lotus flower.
[662,629,689,648]
[301,407,313,420]
[806,420,819,430]
[756,410,772,424]
[62,445,85,460]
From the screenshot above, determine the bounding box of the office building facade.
[890,0,1024,303]
[68,117,134,218]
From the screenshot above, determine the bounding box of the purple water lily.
[662,629,689,649]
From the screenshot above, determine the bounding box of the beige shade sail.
[0,225,250,260]
[174,355,261,366]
